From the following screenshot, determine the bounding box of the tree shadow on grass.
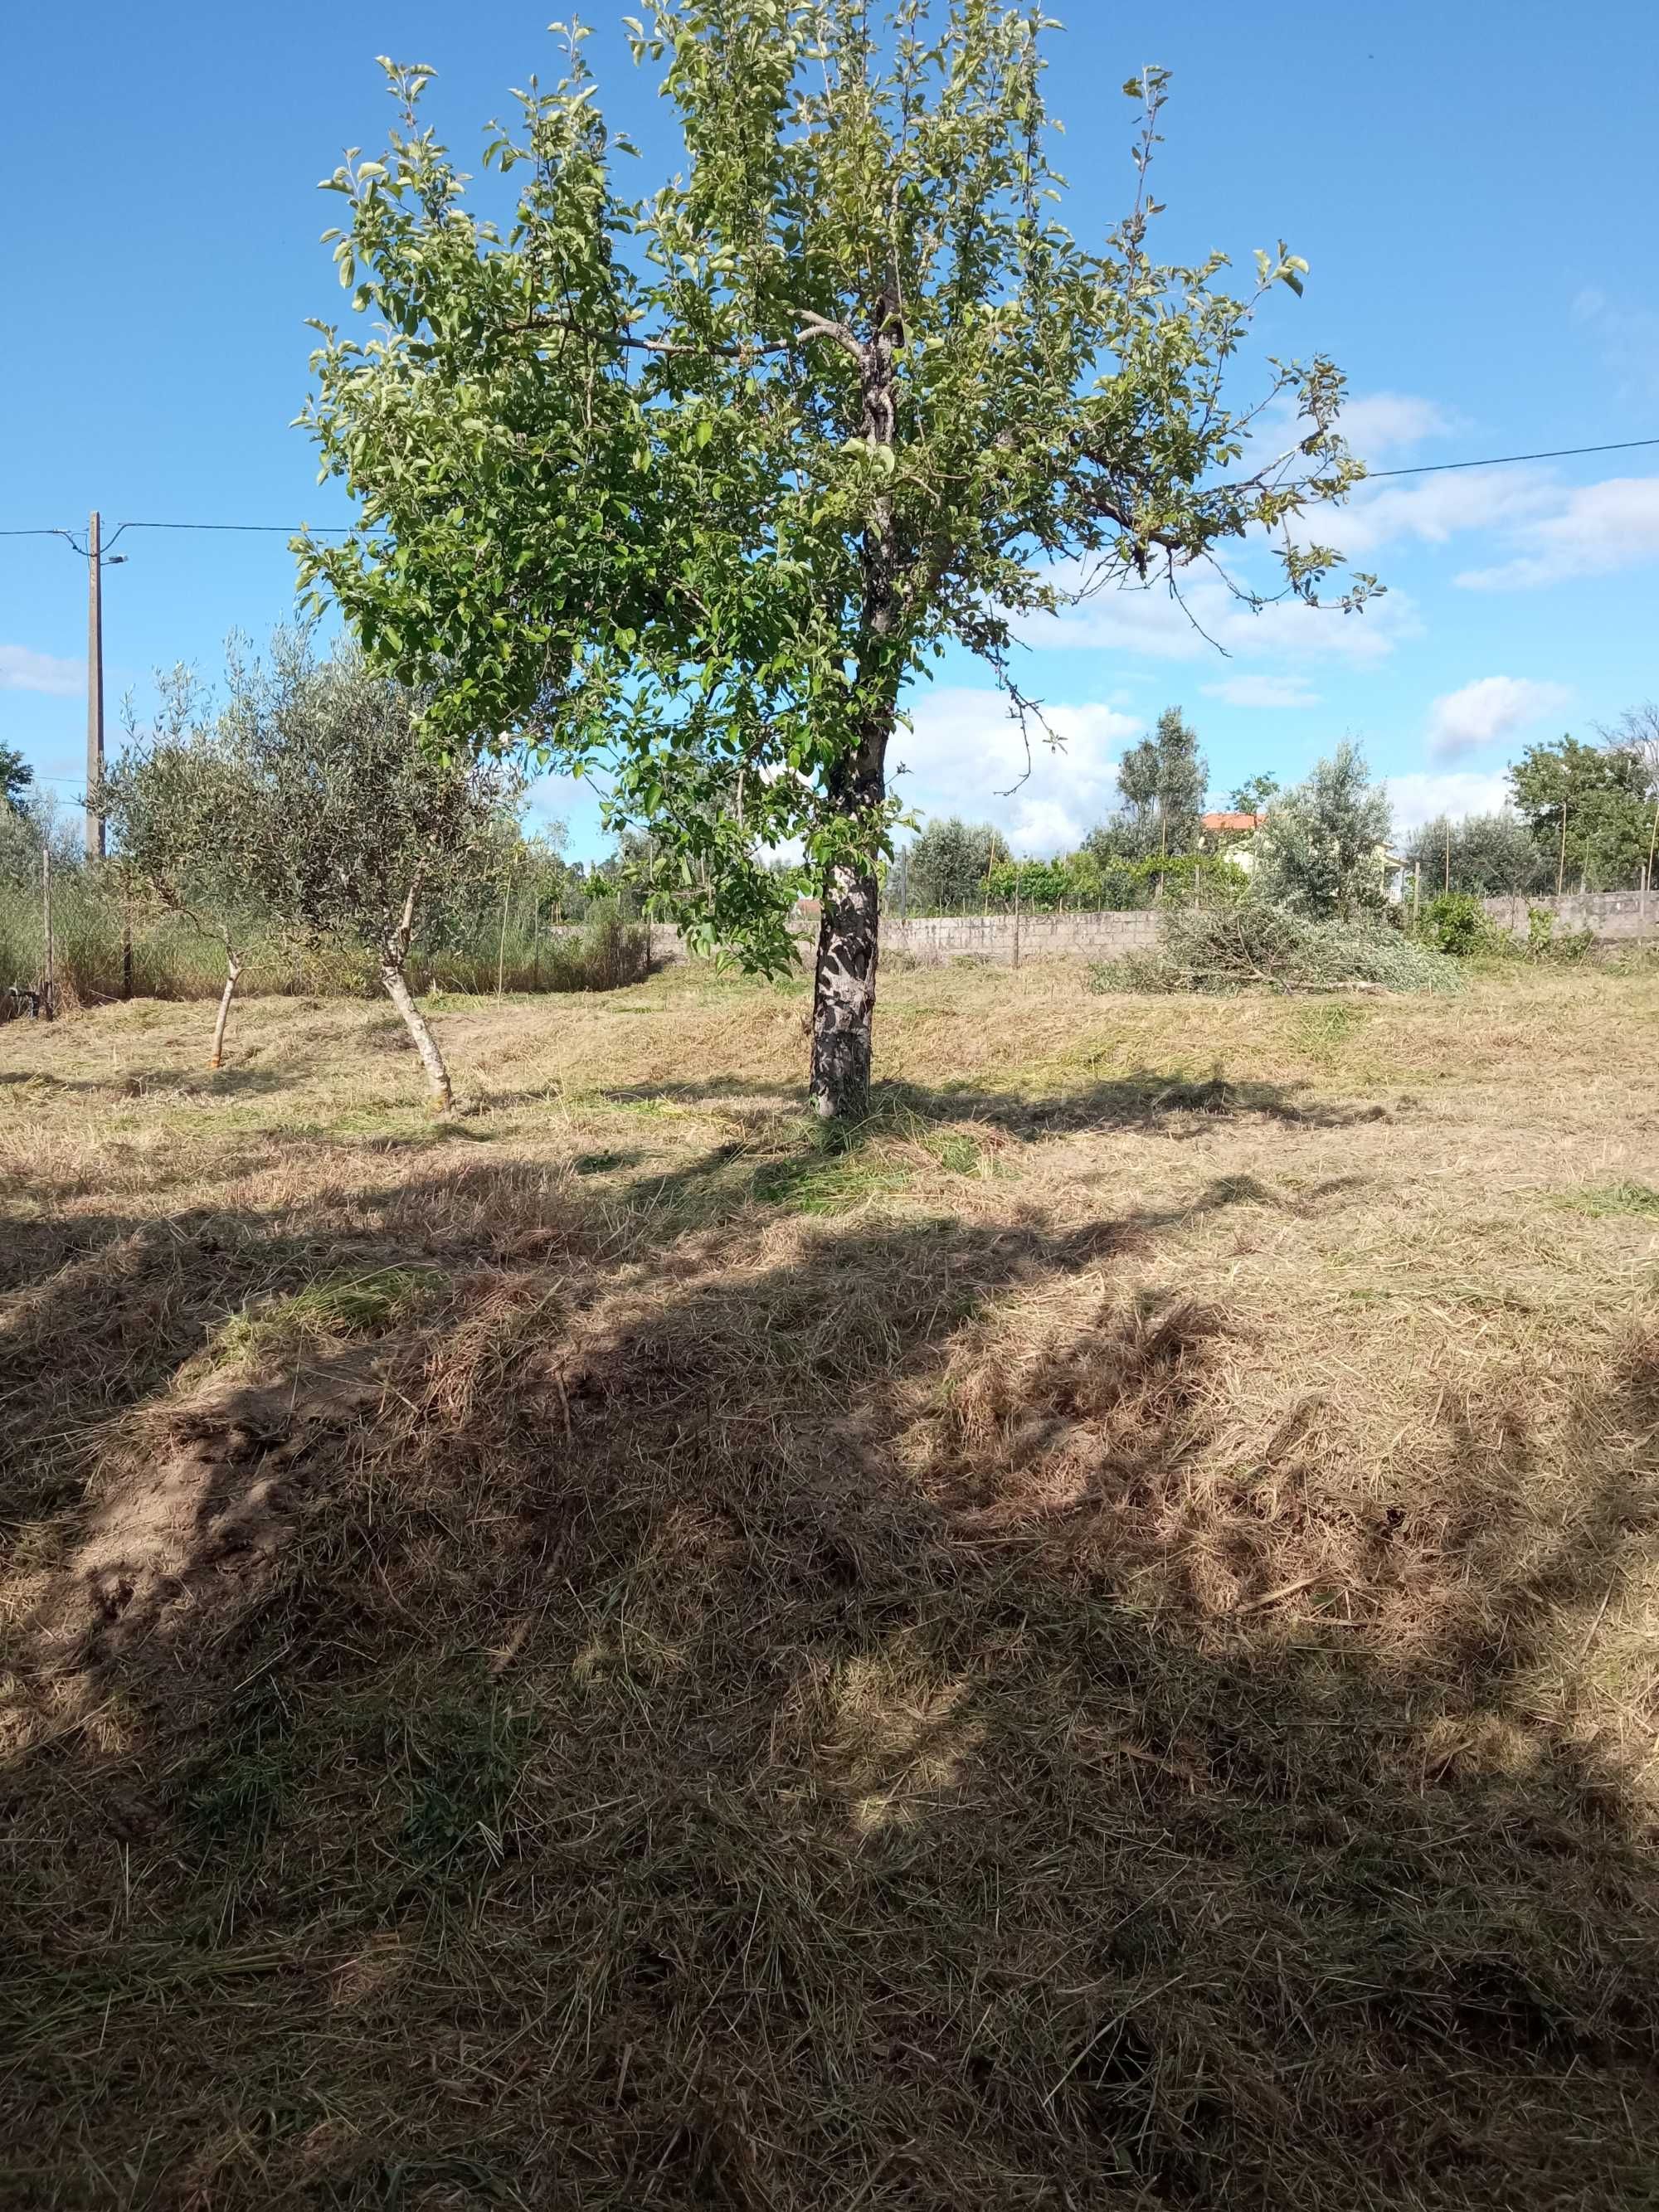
[584,1066,1392,1142]
[0,1064,295,1103]
[2,1159,1657,2207]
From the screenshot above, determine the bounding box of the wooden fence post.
[41,844,55,1016]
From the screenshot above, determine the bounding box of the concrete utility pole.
[86,510,105,860]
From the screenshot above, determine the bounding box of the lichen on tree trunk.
[809,864,879,1121]
[380,960,453,1112]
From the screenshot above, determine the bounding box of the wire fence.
[0,871,650,1014]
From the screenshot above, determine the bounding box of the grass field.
[3,959,1659,2210]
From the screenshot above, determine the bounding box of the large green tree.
[1509,736,1651,892]
[1403,810,1551,898]
[1112,706,1208,864]
[301,5,1375,1118]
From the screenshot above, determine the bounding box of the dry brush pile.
[2,963,1659,2209]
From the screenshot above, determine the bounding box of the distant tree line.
[890,707,1659,918]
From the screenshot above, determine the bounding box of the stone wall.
[1478,892,1659,941]
[881,909,1162,965]
[636,892,1659,970]
[642,909,1161,968]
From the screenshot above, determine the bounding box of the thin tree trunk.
[379,872,451,1111]
[209,950,242,1069]
[382,960,453,1111]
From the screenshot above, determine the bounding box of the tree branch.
[504,305,864,364]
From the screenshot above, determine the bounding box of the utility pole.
[1556,801,1567,899]
[86,510,105,860]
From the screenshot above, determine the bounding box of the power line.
[1364,435,1659,479]
[119,520,354,536]
[1,432,1657,540]
[0,521,352,541]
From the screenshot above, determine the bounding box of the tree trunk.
[209,951,242,1069]
[810,851,882,1122]
[381,960,453,1112]
[810,284,902,1124]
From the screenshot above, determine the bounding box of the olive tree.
[905,818,1010,912]
[301,6,1376,1119]
[1253,741,1392,919]
[95,672,270,1068]
[225,634,521,1111]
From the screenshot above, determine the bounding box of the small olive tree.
[225,634,521,1111]
[95,672,271,1067]
[1253,742,1393,919]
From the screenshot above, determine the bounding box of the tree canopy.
[1253,742,1392,920]
[1112,707,1208,862]
[1508,735,1652,892]
[1,741,34,812]
[1403,810,1551,899]
[902,818,1011,912]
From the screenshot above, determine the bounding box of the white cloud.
[0,644,80,696]
[1384,771,1517,836]
[1200,673,1321,709]
[1456,475,1659,590]
[1574,289,1659,403]
[1426,675,1572,761]
[1329,465,1559,558]
[1337,391,1457,460]
[891,686,1140,852]
[1018,568,1415,666]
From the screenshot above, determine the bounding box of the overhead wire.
[2,434,1658,541]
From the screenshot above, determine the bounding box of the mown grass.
[3,959,1659,2209]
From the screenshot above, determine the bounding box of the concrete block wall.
[635,893,1659,970]
[640,909,1162,967]
[1479,892,1659,941]
[881,910,1162,964]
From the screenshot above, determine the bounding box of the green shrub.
[1087,902,1460,996]
[1418,892,1509,957]
[1525,906,1595,965]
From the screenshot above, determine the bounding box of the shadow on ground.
[1,1120,1656,2210]
[563,1067,1394,1141]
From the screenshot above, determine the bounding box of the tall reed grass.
[0,874,651,1010]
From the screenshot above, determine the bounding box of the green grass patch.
[1559,1180,1659,1219]
[394,1695,532,1878]
[751,1152,911,1215]
[213,1266,447,1364]
[1293,1002,1371,1057]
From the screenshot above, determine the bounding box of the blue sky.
[4,1,1657,860]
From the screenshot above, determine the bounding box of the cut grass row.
[2,959,1658,2208]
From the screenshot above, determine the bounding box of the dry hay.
[2,960,1659,2208]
